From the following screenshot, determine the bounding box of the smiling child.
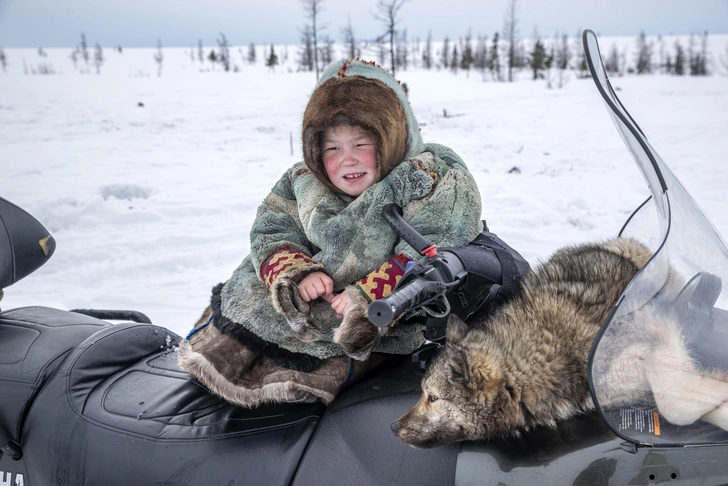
[179,58,484,407]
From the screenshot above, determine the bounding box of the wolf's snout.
[390,420,401,435]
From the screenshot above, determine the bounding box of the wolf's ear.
[445,342,470,385]
[446,315,468,345]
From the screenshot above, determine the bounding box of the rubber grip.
[368,278,440,327]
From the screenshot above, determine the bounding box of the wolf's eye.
[428,394,439,403]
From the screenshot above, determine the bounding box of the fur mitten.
[333,254,412,360]
[333,286,389,361]
[268,260,328,342]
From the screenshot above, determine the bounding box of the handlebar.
[382,204,436,257]
[368,278,444,327]
[368,204,469,327]
[367,204,529,331]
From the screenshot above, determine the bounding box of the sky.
[0,0,727,48]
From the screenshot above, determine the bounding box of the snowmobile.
[2,30,728,485]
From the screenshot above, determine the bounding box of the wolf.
[391,237,728,448]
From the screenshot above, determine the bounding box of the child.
[179,59,484,407]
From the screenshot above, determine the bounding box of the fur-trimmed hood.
[302,59,425,194]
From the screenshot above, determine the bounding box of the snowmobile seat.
[13,318,325,485]
[0,306,109,455]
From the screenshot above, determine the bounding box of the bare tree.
[619,44,628,76]
[422,30,433,69]
[547,31,569,88]
[572,28,589,78]
[319,35,335,66]
[395,29,409,71]
[657,35,665,74]
[0,47,6,73]
[697,30,709,76]
[80,33,89,66]
[154,39,164,76]
[473,35,488,74]
[217,33,231,71]
[460,30,474,77]
[502,0,519,82]
[488,32,503,81]
[528,28,546,80]
[266,44,279,71]
[605,43,620,74]
[375,37,388,66]
[374,0,409,75]
[555,32,571,70]
[408,37,422,67]
[301,0,325,79]
[70,48,79,70]
[687,33,696,75]
[674,39,685,75]
[719,42,728,77]
[411,36,419,69]
[247,43,257,64]
[93,43,103,74]
[450,44,459,74]
[341,16,359,59]
[634,31,653,74]
[298,25,315,72]
[198,40,204,64]
[441,36,450,70]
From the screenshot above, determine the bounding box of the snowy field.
[2,34,728,337]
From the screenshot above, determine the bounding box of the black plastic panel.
[293,357,459,485]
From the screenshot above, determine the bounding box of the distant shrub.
[26,62,56,75]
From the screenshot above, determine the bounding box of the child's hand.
[297,272,334,303]
[330,292,352,319]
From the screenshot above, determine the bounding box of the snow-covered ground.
[2,35,728,337]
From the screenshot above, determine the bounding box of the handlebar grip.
[368,278,441,327]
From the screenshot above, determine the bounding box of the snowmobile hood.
[584,29,728,447]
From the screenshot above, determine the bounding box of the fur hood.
[302,59,425,194]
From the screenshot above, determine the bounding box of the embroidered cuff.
[260,245,317,289]
[355,254,411,303]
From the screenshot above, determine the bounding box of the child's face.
[322,125,379,197]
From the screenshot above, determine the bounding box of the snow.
[2,35,728,338]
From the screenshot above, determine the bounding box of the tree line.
[2,0,726,80]
[293,0,725,83]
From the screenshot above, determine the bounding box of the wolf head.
[391,317,523,448]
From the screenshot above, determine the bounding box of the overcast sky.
[0,0,727,48]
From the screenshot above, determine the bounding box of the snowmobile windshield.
[584,30,728,447]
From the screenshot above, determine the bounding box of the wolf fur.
[392,237,728,447]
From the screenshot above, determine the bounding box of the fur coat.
[179,59,483,407]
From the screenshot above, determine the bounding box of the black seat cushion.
[0,306,108,444]
[21,321,324,485]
